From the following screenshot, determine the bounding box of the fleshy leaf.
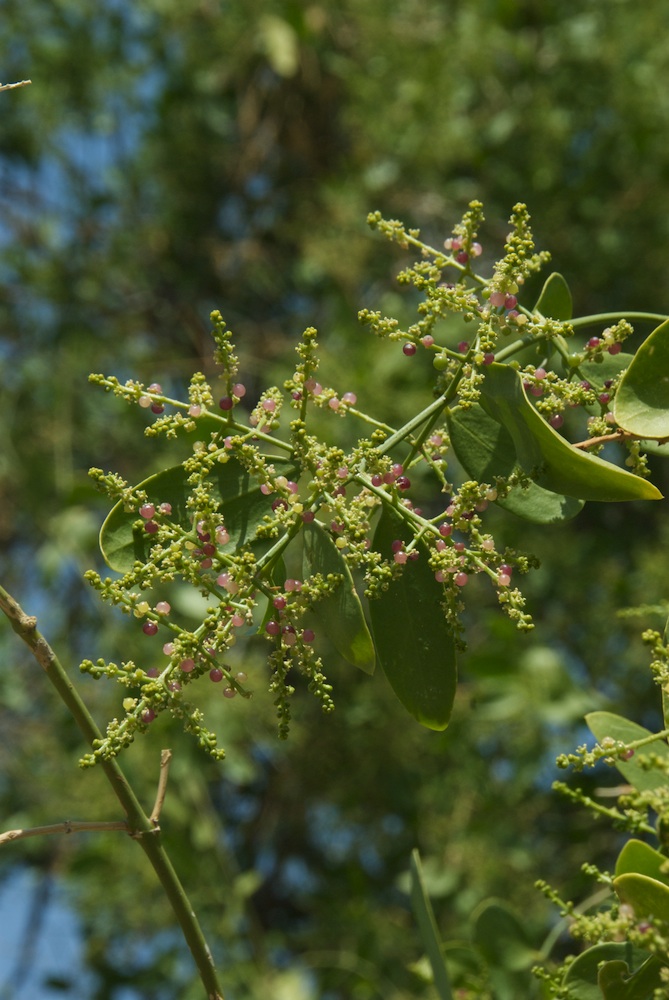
[369,508,457,730]
[615,840,669,886]
[533,272,572,321]
[100,457,297,572]
[301,520,375,673]
[614,318,669,438]
[585,711,669,792]
[597,956,667,1000]
[447,404,584,523]
[613,872,669,922]
[410,850,454,1000]
[480,363,662,501]
[563,943,663,1000]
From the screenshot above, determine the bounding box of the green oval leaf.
[585,711,669,792]
[100,456,297,572]
[563,944,663,1000]
[369,507,457,730]
[410,850,454,1000]
[301,520,375,673]
[447,404,584,523]
[614,872,669,922]
[533,272,572,321]
[615,840,669,886]
[480,364,662,501]
[614,318,669,438]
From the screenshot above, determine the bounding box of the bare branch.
[150,749,173,825]
[0,80,32,92]
[0,819,129,846]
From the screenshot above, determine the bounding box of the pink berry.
[608,342,622,355]
[223,688,236,699]
[454,542,465,552]
[434,570,445,583]
[471,242,483,257]
[180,658,195,672]
[139,503,156,519]
[455,572,468,587]
[159,502,172,515]
[231,613,245,627]
[421,335,435,348]
[534,368,547,380]
[587,337,601,349]
[265,620,281,636]
[282,625,297,646]
[504,294,517,310]
[302,629,315,643]
[342,392,357,405]
[262,399,276,412]
[371,474,383,487]
[489,291,505,308]
[155,601,171,615]
[273,595,287,610]
[162,643,174,656]
[188,404,201,417]
[209,668,224,683]
[232,383,246,398]
[498,573,511,587]
[439,523,452,537]
[148,383,162,394]
[142,622,158,636]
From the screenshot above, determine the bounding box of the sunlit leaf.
[615,840,669,886]
[369,508,457,730]
[100,457,296,572]
[447,404,584,523]
[410,850,454,1000]
[302,520,375,673]
[533,272,572,321]
[614,873,669,922]
[586,711,669,792]
[614,318,669,438]
[480,363,662,501]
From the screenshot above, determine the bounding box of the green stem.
[569,312,668,329]
[0,584,225,1000]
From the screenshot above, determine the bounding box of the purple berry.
[219,396,233,410]
[403,343,417,356]
[396,476,411,491]
[209,668,224,683]
[265,620,281,636]
[142,622,158,636]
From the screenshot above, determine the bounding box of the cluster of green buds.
[83,201,665,765]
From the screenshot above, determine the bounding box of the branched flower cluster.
[84,201,658,768]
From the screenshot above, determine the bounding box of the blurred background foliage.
[2,0,669,996]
